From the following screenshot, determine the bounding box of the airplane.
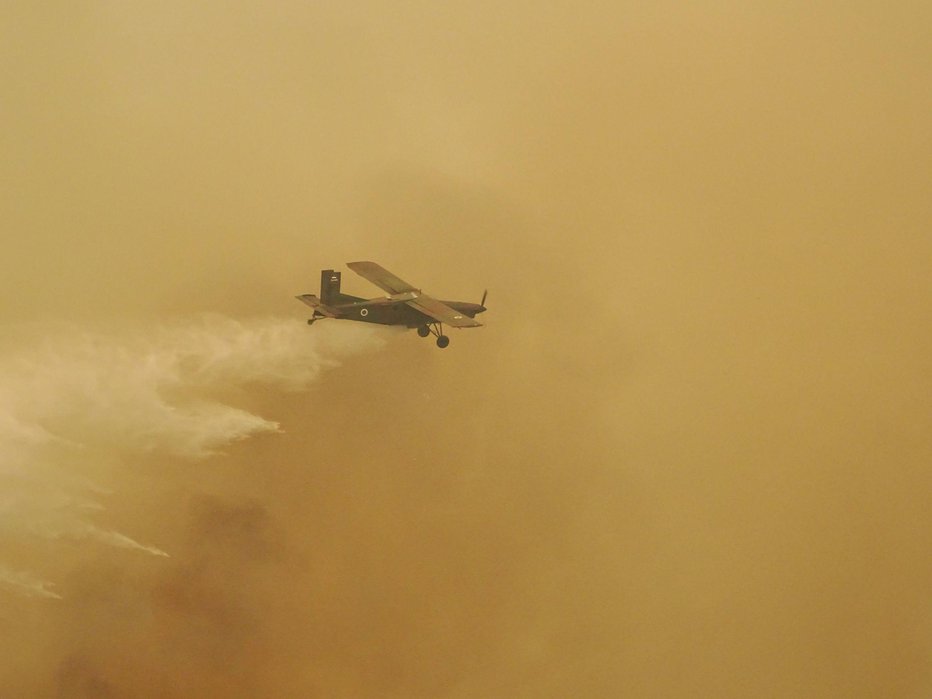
[296,261,486,348]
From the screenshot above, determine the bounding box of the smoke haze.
[1,2,930,697]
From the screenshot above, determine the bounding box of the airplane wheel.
[307,319,315,326]
[436,335,450,349]
[417,325,430,337]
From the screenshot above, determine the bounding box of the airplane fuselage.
[312,297,484,328]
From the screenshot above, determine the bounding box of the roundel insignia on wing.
[360,308,369,317]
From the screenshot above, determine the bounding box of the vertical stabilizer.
[320,269,341,304]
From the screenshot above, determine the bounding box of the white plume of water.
[0,566,62,599]
[0,315,386,597]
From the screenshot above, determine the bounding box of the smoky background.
[1,2,930,697]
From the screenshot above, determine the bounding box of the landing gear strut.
[418,322,450,348]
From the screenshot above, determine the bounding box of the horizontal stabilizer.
[295,294,338,317]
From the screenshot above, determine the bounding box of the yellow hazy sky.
[1,2,930,697]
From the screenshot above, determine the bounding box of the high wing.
[347,260,481,328]
[347,261,417,295]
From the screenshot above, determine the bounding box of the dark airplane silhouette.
[297,261,486,348]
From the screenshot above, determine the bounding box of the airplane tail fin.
[320,269,341,304]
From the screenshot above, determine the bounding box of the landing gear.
[419,322,450,348]
[307,318,316,326]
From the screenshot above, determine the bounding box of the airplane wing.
[347,261,481,327]
[407,294,482,328]
[346,261,417,295]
